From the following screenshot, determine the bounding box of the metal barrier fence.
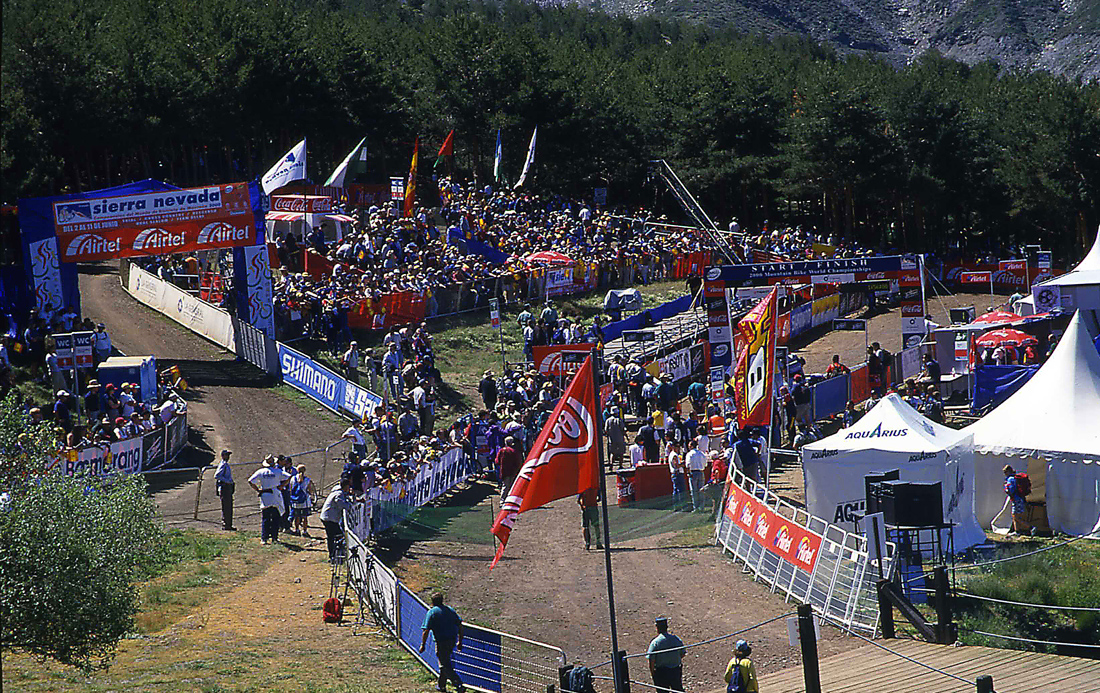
[345,528,566,693]
[715,469,896,635]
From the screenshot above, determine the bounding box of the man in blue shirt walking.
[420,593,465,693]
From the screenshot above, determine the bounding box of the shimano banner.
[278,343,345,413]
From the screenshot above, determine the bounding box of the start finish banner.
[724,482,822,574]
[53,183,256,262]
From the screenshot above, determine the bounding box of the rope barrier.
[957,628,1100,649]
[955,532,1099,570]
[815,610,973,686]
[953,591,1100,612]
[621,611,796,660]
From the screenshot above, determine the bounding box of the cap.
[221,449,232,457]
[655,616,668,626]
[56,389,70,397]
[735,639,750,654]
[87,380,100,388]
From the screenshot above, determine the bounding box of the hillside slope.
[567,0,1100,78]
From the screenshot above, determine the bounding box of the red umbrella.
[971,310,1024,326]
[525,250,574,266]
[974,328,1038,348]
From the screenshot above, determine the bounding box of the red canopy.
[525,250,574,266]
[974,328,1038,348]
[971,310,1023,326]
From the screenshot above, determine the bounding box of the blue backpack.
[726,658,746,693]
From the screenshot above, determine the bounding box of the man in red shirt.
[578,487,602,550]
[708,454,729,518]
[496,436,523,502]
[825,354,850,378]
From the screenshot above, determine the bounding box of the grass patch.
[953,538,1100,656]
[272,383,346,423]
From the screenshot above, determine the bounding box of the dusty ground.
[52,265,1008,692]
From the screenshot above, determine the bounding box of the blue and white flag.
[262,138,307,194]
[493,129,503,183]
[513,126,537,190]
[324,136,368,188]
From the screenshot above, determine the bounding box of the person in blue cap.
[647,616,685,691]
[724,640,758,692]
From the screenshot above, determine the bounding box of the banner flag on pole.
[324,136,368,188]
[262,138,307,195]
[490,354,599,568]
[403,137,419,218]
[513,126,537,190]
[493,129,503,183]
[434,129,454,171]
[733,286,778,429]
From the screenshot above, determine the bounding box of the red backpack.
[1014,473,1031,497]
[322,597,343,623]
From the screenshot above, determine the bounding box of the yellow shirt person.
[724,640,759,692]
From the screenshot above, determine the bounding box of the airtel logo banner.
[57,223,256,263]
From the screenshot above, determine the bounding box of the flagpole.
[592,346,624,693]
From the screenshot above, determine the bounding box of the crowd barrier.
[345,528,566,693]
[127,264,236,353]
[716,469,896,635]
[277,342,383,420]
[56,414,188,476]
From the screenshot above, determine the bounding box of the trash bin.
[616,470,636,505]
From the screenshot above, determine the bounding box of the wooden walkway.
[756,639,1100,693]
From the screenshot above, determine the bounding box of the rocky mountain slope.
[573,0,1100,79]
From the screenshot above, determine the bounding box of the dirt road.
[78,263,348,531]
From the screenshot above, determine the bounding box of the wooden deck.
[756,639,1100,693]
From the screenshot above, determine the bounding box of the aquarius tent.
[963,311,1100,536]
[801,393,986,551]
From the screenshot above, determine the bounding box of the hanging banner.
[531,343,595,377]
[238,245,275,339]
[960,271,992,284]
[899,255,926,349]
[270,195,332,214]
[53,183,256,262]
[725,482,822,573]
[28,237,64,309]
[732,287,777,429]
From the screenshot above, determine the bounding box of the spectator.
[723,640,759,693]
[687,378,707,415]
[496,436,522,501]
[289,464,316,537]
[667,442,686,511]
[53,390,73,432]
[578,485,601,551]
[1002,465,1030,535]
[419,593,465,693]
[733,428,761,484]
[343,420,368,458]
[825,354,850,378]
[214,449,235,531]
[279,456,296,531]
[647,616,685,693]
[685,438,707,512]
[248,456,289,545]
[629,434,646,468]
[479,370,498,411]
[639,419,660,465]
[320,476,358,562]
[93,323,112,364]
[708,453,729,518]
[342,341,361,384]
[604,406,626,469]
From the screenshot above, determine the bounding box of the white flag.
[493,129,503,183]
[325,136,368,188]
[513,126,537,190]
[262,138,307,194]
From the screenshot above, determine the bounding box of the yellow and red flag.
[733,286,778,429]
[403,138,419,217]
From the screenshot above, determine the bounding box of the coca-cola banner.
[270,194,332,214]
[51,182,257,262]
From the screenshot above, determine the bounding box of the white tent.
[801,394,986,551]
[963,311,1100,536]
[1035,227,1100,310]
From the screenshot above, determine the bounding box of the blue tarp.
[447,228,509,265]
[600,294,694,344]
[971,365,1039,413]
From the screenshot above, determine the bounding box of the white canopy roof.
[804,393,968,454]
[1039,226,1100,288]
[965,311,1100,461]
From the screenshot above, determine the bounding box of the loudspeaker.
[880,480,943,527]
[865,470,900,515]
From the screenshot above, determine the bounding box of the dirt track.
[78,263,347,532]
[90,263,1004,685]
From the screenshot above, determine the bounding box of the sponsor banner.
[811,273,854,284]
[343,380,384,421]
[945,262,1058,288]
[833,318,867,331]
[789,302,812,337]
[532,343,595,376]
[262,140,307,195]
[241,245,275,338]
[278,343,345,413]
[29,237,64,310]
[390,177,405,201]
[368,448,475,534]
[710,365,726,401]
[53,333,74,369]
[960,271,991,285]
[270,195,332,214]
[810,294,840,328]
[53,183,250,234]
[707,256,903,286]
[62,437,144,477]
[1036,252,1052,270]
[73,331,94,368]
[733,288,777,429]
[658,343,705,383]
[126,265,236,352]
[998,260,1026,272]
[141,429,166,470]
[166,415,188,458]
[58,220,256,262]
[776,312,791,345]
[725,482,822,572]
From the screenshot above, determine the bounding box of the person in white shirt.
[119,383,137,417]
[629,437,646,468]
[685,438,708,512]
[45,348,66,394]
[342,341,361,384]
[667,442,687,511]
[248,456,290,544]
[157,398,178,425]
[93,323,112,364]
[411,380,430,435]
[343,421,367,458]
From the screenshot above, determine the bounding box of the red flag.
[403,138,419,218]
[434,129,454,170]
[490,355,599,568]
[733,286,778,429]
